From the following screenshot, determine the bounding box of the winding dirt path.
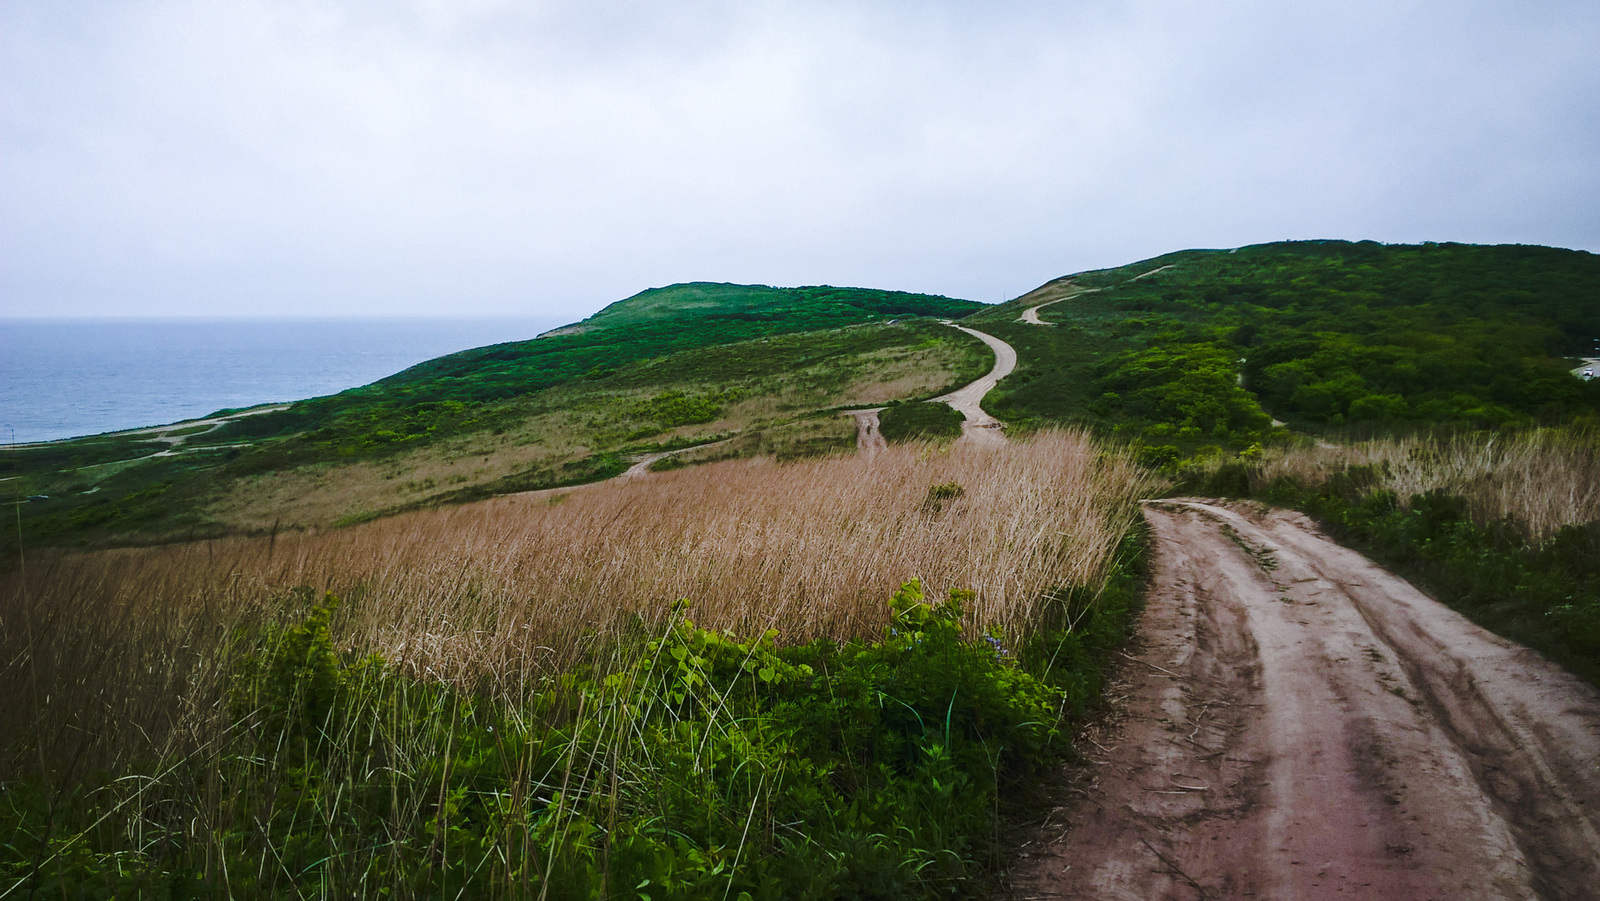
[936,324,1016,446]
[1019,299,1067,325]
[1018,285,1096,325]
[1130,264,1175,282]
[845,408,887,453]
[1010,499,1600,900]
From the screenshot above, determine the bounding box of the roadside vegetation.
[5,240,1600,895]
[878,401,965,443]
[1,432,1157,897]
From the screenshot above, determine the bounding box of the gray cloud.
[3,0,1597,318]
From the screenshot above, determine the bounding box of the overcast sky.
[3,1,1598,319]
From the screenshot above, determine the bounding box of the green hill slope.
[972,241,1600,455]
[1,284,987,549]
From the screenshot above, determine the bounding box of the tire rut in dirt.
[1007,499,1600,901]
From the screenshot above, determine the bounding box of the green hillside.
[1,284,986,549]
[186,284,978,466]
[12,242,1600,550]
[972,241,1600,456]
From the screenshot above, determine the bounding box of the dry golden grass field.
[1251,428,1600,537]
[2,429,1156,773]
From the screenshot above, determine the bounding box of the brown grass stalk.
[1252,427,1600,538]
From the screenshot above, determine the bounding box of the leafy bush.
[879,402,965,442]
[1099,343,1272,441]
[923,480,965,512]
[1,566,1147,898]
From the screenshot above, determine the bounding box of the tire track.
[1009,499,1600,900]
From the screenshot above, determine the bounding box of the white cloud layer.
[3,0,1598,317]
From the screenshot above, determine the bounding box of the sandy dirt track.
[845,408,887,453]
[1010,499,1600,900]
[1020,299,1067,325]
[937,324,1016,446]
[1019,286,1103,325]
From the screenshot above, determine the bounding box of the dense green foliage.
[1,550,1145,899]
[975,241,1600,452]
[582,283,981,330]
[361,283,978,413]
[1097,343,1272,440]
[266,285,974,462]
[878,402,965,443]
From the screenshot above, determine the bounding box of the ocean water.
[0,318,562,443]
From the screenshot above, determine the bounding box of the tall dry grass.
[1251,427,1600,538]
[1,429,1155,776]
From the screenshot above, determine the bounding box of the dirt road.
[1013,277,1096,326]
[937,324,1016,446]
[1010,499,1600,900]
[1,404,289,454]
[845,408,887,453]
[1130,264,1175,281]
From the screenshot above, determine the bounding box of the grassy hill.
[969,241,1600,691]
[970,240,1600,461]
[1,284,986,549]
[11,243,1599,550]
[4,243,1600,898]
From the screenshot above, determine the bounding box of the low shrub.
[879,402,964,442]
[1,565,1145,899]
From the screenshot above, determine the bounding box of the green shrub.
[879,402,964,442]
[1,568,1148,899]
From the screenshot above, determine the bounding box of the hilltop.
[0,283,986,550]
[968,240,1600,461]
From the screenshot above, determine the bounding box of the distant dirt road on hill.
[937,324,1015,446]
[1018,298,1066,325]
[847,407,887,453]
[1017,285,1095,325]
[1009,499,1600,901]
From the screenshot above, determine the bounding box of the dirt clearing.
[1010,499,1600,900]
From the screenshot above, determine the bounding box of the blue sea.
[0,318,563,443]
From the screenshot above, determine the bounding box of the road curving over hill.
[1009,499,1600,900]
[936,324,1015,446]
[1017,285,1096,325]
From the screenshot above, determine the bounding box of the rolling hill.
[1,284,987,549]
[969,240,1600,461]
